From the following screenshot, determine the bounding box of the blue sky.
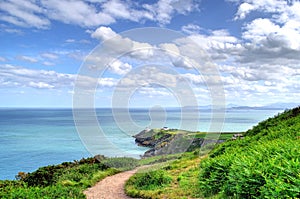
[0,0,299,108]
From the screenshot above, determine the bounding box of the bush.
[102,157,139,171]
[126,169,172,190]
[0,155,120,198]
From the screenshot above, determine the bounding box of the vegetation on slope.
[199,107,300,198]
[126,151,202,199]
[0,156,137,199]
[126,107,300,198]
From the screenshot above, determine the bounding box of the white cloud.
[98,77,117,87]
[42,61,55,66]
[0,0,199,29]
[108,60,132,75]
[234,0,288,21]
[0,0,50,29]
[0,64,75,89]
[0,57,7,62]
[86,22,299,107]
[179,73,204,84]
[242,18,280,43]
[118,66,177,89]
[2,27,23,34]
[181,24,202,35]
[130,42,155,60]
[42,0,115,27]
[138,87,171,97]
[144,0,198,25]
[91,26,118,41]
[17,55,38,63]
[234,2,255,20]
[65,39,75,43]
[41,53,58,59]
[233,0,300,60]
[102,0,132,20]
[189,29,239,51]
[29,81,54,89]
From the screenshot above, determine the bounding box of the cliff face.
[134,129,174,147]
[134,129,223,157]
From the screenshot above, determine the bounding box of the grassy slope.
[126,107,300,199]
[199,107,300,198]
[0,156,139,199]
[126,151,203,199]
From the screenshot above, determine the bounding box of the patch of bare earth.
[84,168,140,199]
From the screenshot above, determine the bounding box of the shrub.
[102,157,139,171]
[126,169,172,190]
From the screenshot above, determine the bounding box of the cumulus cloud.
[234,0,288,20]
[91,27,154,61]
[108,60,132,75]
[234,2,255,20]
[232,1,300,64]
[91,26,118,41]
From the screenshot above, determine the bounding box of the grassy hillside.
[199,107,300,198]
[126,107,300,198]
[0,156,138,198]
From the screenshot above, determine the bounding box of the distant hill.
[184,102,300,111]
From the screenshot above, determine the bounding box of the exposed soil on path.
[84,167,141,199]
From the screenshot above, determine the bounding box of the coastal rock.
[134,129,227,157]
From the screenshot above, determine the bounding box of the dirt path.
[84,168,140,199]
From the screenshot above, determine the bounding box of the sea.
[0,107,283,180]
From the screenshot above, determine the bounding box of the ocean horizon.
[0,107,283,180]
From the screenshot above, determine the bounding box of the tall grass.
[199,107,300,198]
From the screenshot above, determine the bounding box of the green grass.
[0,156,136,198]
[191,132,236,140]
[101,157,139,171]
[138,153,185,166]
[125,107,300,199]
[126,151,203,199]
[198,107,300,198]
[149,129,236,140]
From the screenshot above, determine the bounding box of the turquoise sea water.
[0,108,282,180]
